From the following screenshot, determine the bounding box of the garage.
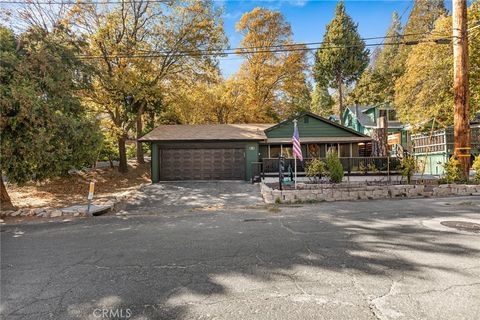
[139,123,272,181]
[159,147,246,181]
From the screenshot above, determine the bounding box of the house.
[410,119,480,175]
[139,112,372,182]
[343,105,409,156]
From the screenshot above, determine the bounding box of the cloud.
[287,0,308,7]
[224,11,243,20]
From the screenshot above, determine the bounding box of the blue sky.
[217,0,452,77]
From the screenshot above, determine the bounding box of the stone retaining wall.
[261,183,480,204]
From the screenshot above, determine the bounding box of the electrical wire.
[74,37,452,60]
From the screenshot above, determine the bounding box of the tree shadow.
[1,197,479,319]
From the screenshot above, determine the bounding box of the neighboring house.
[343,105,408,156]
[411,119,480,175]
[139,112,372,182]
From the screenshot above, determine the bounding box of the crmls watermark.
[93,308,132,319]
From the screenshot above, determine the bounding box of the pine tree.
[311,84,334,117]
[314,1,369,124]
[350,11,402,106]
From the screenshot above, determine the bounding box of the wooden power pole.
[452,0,471,179]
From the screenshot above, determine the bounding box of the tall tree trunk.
[148,110,155,131]
[372,111,388,157]
[118,135,128,173]
[452,0,470,179]
[136,115,145,164]
[1,178,16,211]
[338,78,344,125]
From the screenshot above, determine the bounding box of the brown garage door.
[160,148,246,180]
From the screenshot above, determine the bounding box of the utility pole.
[452,0,471,179]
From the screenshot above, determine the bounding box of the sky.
[217,0,453,77]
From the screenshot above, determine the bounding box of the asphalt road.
[1,196,480,320]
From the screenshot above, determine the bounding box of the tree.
[0,26,102,210]
[325,148,344,183]
[467,0,480,117]
[311,83,334,117]
[395,0,447,78]
[394,5,480,126]
[400,155,417,184]
[71,0,227,171]
[234,7,310,122]
[314,1,369,125]
[350,11,402,106]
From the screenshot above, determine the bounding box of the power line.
[75,37,452,60]
[131,32,446,57]
[75,32,451,59]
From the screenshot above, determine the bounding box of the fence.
[259,157,401,176]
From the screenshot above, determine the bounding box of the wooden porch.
[252,157,402,179]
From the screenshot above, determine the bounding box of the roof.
[345,106,375,128]
[265,112,371,138]
[138,123,274,142]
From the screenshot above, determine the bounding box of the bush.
[400,155,417,184]
[98,135,119,168]
[126,143,137,159]
[306,159,327,183]
[472,155,480,183]
[443,156,464,183]
[326,149,344,183]
[358,161,368,174]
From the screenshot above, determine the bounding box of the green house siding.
[151,142,160,183]
[266,114,360,138]
[343,110,369,135]
[414,153,448,175]
[245,142,259,181]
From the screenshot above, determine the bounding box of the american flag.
[292,122,303,161]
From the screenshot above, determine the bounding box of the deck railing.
[259,157,401,175]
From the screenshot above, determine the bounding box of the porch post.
[337,143,340,157]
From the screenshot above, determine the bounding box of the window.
[307,144,320,158]
[339,144,350,157]
[388,110,398,121]
[270,145,281,158]
[326,144,338,155]
[282,145,293,158]
[304,117,309,124]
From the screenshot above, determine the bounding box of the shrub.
[126,143,137,159]
[400,155,417,184]
[443,156,464,183]
[367,163,378,172]
[358,161,368,174]
[98,134,119,168]
[472,155,480,183]
[326,149,344,183]
[306,159,327,183]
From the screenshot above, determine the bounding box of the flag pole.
[294,154,297,189]
[293,119,298,190]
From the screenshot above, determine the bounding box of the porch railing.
[260,157,401,175]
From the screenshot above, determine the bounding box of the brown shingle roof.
[138,124,274,142]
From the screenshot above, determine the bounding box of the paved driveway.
[1,197,479,320]
[123,181,263,214]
